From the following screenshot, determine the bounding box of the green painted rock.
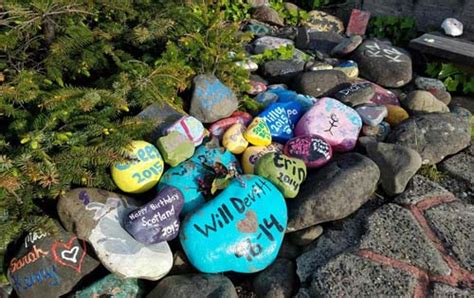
[74,274,144,298]
[255,153,307,199]
[157,131,195,167]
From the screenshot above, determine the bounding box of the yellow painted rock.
[111,140,164,193]
[222,123,249,154]
[303,11,344,34]
[385,104,409,127]
[243,117,272,146]
[241,143,284,174]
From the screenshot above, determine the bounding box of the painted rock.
[248,81,267,95]
[346,9,371,36]
[284,135,332,168]
[57,188,173,280]
[295,98,362,152]
[73,274,144,298]
[333,82,375,107]
[331,35,363,57]
[442,18,463,37]
[157,131,195,167]
[165,116,206,147]
[242,144,284,174]
[255,153,307,199]
[267,84,288,90]
[269,88,316,111]
[190,74,239,123]
[334,60,359,78]
[253,36,294,54]
[209,112,253,140]
[111,141,164,194]
[223,123,249,154]
[303,11,344,34]
[356,104,388,127]
[362,122,391,141]
[180,175,287,273]
[365,81,400,106]
[244,117,272,146]
[259,102,303,143]
[124,186,184,244]
[236,60,259,72]
[160,142,241,215]
[244,20,274,37]
[255,92,279,108]
[5,224,99,298]
[385,104,410,127]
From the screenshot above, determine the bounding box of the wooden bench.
[409,32,474,66]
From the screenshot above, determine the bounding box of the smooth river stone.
[6,224,99,298]
[124,186,184,244]
[57,188,173,280]
[223,123,249,154]
[334,60,359,78]
[244,117,272,146]
[284,135,332,168]
[365,81,400,106]
[157,131,195,167]
[209,112,253,140]
[356,104,388,127]
[242,144,284,174]
[190,141,242,171]
[165,116,206,147]
[295,98,362,152]
[255,153,307,199]
[259,102,303,143]
[248,81,267,95]
[111,141,164,194]
[180,175,287,273]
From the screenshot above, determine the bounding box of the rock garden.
[0,0,473,297]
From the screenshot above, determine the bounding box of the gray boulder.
[292,69,350,98]
[403,90,449,114]
[253,258,296,298]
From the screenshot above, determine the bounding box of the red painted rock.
[248,80,267,95]
[166,116,206,146]
[209,112,253,140]
[346,9,371,36]
[362,81,400,106]
[295,98,362,152]
[284,135,332,168]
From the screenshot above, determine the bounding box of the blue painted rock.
[165,116,206,147]
[160,141,241,215]
[284,135,332,168]
[73,274,144,298]
[295,97,362,152]
[269,89,316,112]
[259,102,303,143]
[180,175,287,273]
[124,186,184,244]
[334,60,359,78]
[356,104,388,127]
[190,74,239,123]
[255,153,307,199]
[281,101,304,129]
[255,92,279,108]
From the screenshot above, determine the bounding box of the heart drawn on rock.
[237,211,258,233]
[51,236,87,273]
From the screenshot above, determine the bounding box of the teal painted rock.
[157,131,195,167]
[73,274,144,298]
[180,175,287,273]
[159,141,241,215]
[255,153,307,199]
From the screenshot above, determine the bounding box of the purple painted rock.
[124,186,184,244]
[284,135,332,168]
[356,104,388,127]
[295,98,362,152]
[248,81,267,95]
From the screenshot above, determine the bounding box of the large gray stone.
[147,274,238,298]
[430,283,473,297]
[252,6,284,26]
[263,59,305,84]
[403,90,450,114]
[359,204,450,275]
[253,258,296,298]
[287,153,380,232]
[292,69,350,98]
[439,144,474,185]
[190,74,238,123]
[386,113,471,165]
[351,40,412,88]
[289,225,323,246]
[310,253,418,297]
[137,102,186,141]
[366,142,422,196]
[424,201,474,272]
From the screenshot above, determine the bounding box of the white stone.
[88,198,173,280]
[441,18,463,37]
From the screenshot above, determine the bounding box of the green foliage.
[418,165,446,182]
[269,0,309,26]
[252,45,297,64]
[0,0,251,258]
[368,16,417,46]
[221,0,252,22]
[426,63,474,94]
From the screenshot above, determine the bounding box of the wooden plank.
[409,33,474,66]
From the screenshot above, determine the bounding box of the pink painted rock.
[166,116,206,146]
[284,135,332,168]
[248,80,267,95]
[364,81,400,106]
[295,97,362,152]
[209,112,253,140]
[346,9,371,36]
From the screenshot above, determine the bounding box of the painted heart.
[237,210,258,233]
[51,236,87,273]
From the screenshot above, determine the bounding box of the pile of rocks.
[2,2,472,298]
